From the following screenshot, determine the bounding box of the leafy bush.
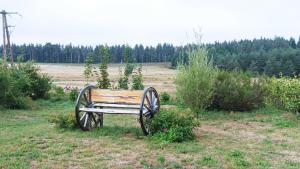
[97,46,111,89]
[48,112,77,129]
[49,86,67,102]
[17,61,52,99]
[150,109,198,142]
[212,71,266,111]
[0,62,51,108]
[175,47,217,115]
[266,76,300,113]
[69,88,79,101]
[161,92,171,104]
[132,65,144,90]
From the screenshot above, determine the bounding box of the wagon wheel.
[75,85,102,131]
[140,87,160,135]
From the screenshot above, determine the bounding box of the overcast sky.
[1,0,300,46]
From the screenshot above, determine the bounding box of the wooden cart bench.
[75,85,160,135]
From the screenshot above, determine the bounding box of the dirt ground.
[39,63,176,93]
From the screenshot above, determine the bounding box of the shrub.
[175,47,217,115]
[0,62,51,108]
[160,92,171,104]
[97,46,111,89]
[83,52,94,84]
[150,109,198,142]
[212,71,266,111]
[132,65,144,90]
[18,61,52,99]
[266,76,300,113]
[69,87,79,101]
[48,112,77,129]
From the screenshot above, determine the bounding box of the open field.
[1,63,300,168]
[39,63,176,93]
[1,100,300,169]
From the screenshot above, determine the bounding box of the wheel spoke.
[80,100,87,107]
[144,105,151,111]
[145,95,151,106]
[143,111,152,117]
[80,112,87,121]
[91,113,97,124]
[83,93,88,102]
[84,113,89,127]
[152,92,155,104]
[149,90,153,106]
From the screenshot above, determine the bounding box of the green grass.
[0,100,300,168]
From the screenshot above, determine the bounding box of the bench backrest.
[91,89,144,105]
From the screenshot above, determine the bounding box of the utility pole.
[1,10,19,66]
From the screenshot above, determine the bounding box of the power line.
[1,10,20,66]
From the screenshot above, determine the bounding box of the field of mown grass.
[1,99,300,169]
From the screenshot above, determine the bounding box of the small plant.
[131,64,144,90]
[48,112,77,129]
[150,109,198,142]
[83,53,94,84]
[118,45,136,89]
[118,67,129,89]
[97,46,111,89]
[161,92,171,104]
[69,87,79,102]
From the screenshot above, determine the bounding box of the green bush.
[267,76,300,113]
[69,88,79,101]
[18,62,52,99]
[0,62,51,108]
[131,65,144,90]
[175,47,217,115]
[161,92,171,104]
[48,112,77,129]
[150,109,198,142]
[212,71,266,111]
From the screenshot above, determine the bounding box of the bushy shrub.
[150,109,198,142]
[160,92,171,104]
[69,88,79,101]
[48,112,77,129]
[131,65,144,90]
[211,71,266,111]
[0,62,51,108]
[266,76,300,113]
[175,47,217,115]
[17,62,52,99]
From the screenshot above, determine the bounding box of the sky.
[1,0,300,46]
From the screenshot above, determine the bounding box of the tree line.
[1,36,300,76]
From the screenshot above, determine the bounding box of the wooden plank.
[93,103,140,109]
[79,108,142,115]
[91,89,144,104]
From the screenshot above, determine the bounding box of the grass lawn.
[0,100,300,169]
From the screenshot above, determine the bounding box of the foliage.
[97,46,111,89]
[211,71,266,111]
[0,62,52,108]
[118,69,129,89]
[266,76,300,113]
[69,87,79,102]
[48,112,77,129]
[175,47,217,115]
[83,52,94,84]
[131,64,144,90]
[118,45,137,89]
[160,92,171,104]
[150,109,198,142]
